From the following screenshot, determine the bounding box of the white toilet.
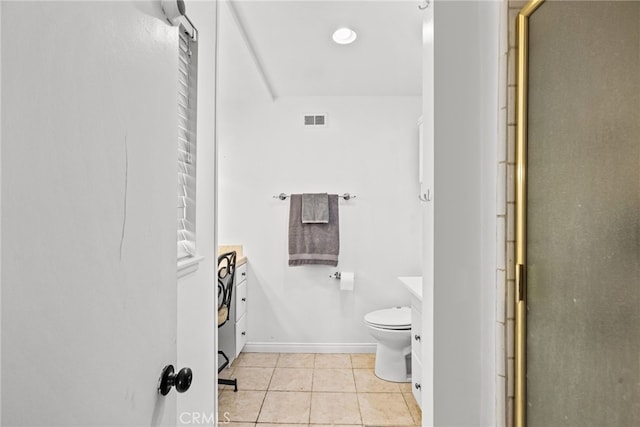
[364,306,411,382]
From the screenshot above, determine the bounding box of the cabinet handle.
[242,272,246,276]
[241,331,246,336]
[415,382,421,390]
[241,297,246,302]
[414,334,421,342]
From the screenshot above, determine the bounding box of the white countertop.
[399,276,422,301]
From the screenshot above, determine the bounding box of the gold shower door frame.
[514,1,544,426]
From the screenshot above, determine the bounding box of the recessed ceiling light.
[332,27,357,45]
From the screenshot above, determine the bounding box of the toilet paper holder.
[329,272,342,280]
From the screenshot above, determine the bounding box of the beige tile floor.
[218,352,422,426]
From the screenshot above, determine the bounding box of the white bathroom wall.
[433,0,499,425]
[218,7,422,349]
[176,1,218,425]
[218,94,422,348]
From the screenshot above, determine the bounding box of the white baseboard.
[243,342,376,354]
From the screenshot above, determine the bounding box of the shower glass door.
[517,1,640,425]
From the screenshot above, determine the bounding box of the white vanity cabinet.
[219,260,248,364]
[410,295,423,408]
[234,262,248,357]
[400,276,424,410]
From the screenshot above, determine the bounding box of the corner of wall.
[496,0,509,424]
[502,1,522,426]
[432,1,501,424]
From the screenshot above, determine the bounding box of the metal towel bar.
[273,193,356,201]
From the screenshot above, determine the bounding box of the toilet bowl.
[364,306,411,382]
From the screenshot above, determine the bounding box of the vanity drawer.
[411,350,423,409]
[235,313,247,357]
[235,280,248,322]
[235,262,247,285]
[411,306,422,361]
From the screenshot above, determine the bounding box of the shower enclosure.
[515,1,640,426]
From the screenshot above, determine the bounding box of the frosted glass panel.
[526,1,640,426]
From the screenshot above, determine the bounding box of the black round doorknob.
[158,365,193,396]
[175,367,193,392]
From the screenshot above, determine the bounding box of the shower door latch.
[516,264,526,302]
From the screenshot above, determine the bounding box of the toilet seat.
[364,306,411,330]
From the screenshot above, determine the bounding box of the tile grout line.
[310,354,316,393]
[350,356,365,425]
[401,391,419,426]
[308,354,316,425]
[254,352,281,424]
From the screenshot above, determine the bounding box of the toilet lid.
[364,306,411,328]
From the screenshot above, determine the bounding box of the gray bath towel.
[289,194,339,266]
[302,193,329,224]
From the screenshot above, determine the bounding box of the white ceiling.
[227,0,423,98]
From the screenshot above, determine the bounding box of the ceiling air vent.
[303,113,328,128]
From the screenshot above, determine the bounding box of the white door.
[1,2,182,425]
